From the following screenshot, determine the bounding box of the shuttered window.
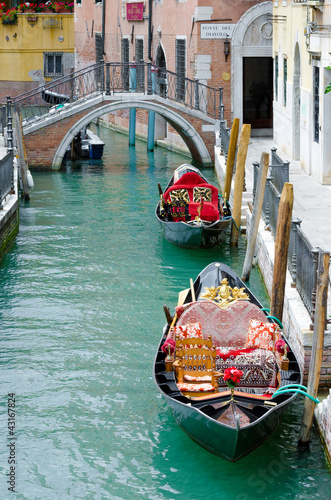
[275,55,278,101]
[135,39,144,91]
[283,58,287,107]
[176,39,186,102]
[95,33,103,63]
[122,38,130,91]
[314,66,320,143]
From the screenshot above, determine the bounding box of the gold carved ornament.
[199,278,250,309]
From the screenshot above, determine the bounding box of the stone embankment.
[0,138,18,260]
[215,137,331,463]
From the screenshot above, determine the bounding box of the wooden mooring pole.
[298,251,330,451]
[223,118,239,201]
[13,109,30,201]
[230,123,251,246]
[242,152,269,282]
[270,183,293,322]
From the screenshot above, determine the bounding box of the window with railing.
[314,66,320,143]
[44,52,63,77]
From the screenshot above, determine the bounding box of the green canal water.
[0,126,330,499]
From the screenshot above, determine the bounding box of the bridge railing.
[12,62,221,125]
[12,63,104,125]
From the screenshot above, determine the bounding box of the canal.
[0,125,330,499]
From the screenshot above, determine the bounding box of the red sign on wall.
[126,2,144,21]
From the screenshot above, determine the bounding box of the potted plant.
[64,2,74,12]
[1,8,18,25]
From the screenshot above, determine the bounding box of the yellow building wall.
[0,13,74,81]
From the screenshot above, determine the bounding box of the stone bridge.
[14,62,221,169]
[22,93,218,169]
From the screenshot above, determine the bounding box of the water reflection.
[0,126,329,498]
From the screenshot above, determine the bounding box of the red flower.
[223,367,243,388]
[161,339,175,355]
[275,339,286,354]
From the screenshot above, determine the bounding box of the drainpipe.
[148,0,152,61]
[102,0,106,57]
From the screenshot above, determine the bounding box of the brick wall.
[0,81,39,104]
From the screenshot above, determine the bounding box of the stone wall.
[0,163,18,261]
[315,390,331,464]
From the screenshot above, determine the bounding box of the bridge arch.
[53,100,213,169]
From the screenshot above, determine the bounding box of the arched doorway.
[231,2,273,135]
[155,43,167,141]
[293,43,301,160]
[155,43,167,98]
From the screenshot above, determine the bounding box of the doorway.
[155,44,167,97]
[243,57,273,129]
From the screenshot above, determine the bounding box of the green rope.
[266,315,283,329]
[231,217,241,232]
[273,384,307,393]
[272,387,319,404]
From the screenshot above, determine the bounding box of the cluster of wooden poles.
[222,118,330,451]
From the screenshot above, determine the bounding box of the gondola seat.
[174,337,223,397]
[163,172,220,223]
[174,301,278,393]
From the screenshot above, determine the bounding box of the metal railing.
[253,148,322,326]
[0,97,14,206]
[0,152,14,206]
[219,87,231,158]
[12,62,221,126]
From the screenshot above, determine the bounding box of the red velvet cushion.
[188,202,220,222]
[164,172,219,206]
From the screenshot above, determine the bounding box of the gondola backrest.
[175,300,269,349]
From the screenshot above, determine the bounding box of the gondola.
[155,164,231,248]
[153,262,302,462]
[41,89,70,106]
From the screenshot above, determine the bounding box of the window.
[275,55,278,101]
[135,38,144,91]
[44,53,63,77]
[122,38,130,91]
[283,58,287,107]
[176,38,186,102]
[95,33,103,88]
[95,33,103,63]
[314,66,320,143]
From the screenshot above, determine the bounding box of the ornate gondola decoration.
[155,164,231,249]
[153,262,303,462]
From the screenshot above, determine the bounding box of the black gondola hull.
[153,262,303,461]
[156,165,231,249]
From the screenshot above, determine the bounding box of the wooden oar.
[190,278,196,302]
[168,287,190,329]
[178,288,189,307]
